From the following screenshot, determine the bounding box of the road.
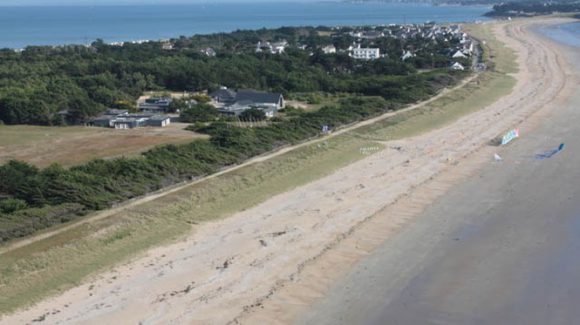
[299,25,580,325]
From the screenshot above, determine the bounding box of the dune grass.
[0,22,519,317]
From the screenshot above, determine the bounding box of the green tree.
[239,108,266,121]
[180,103,219,122]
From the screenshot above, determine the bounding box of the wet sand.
[299,21,580,325]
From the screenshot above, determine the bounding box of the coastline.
[296,17,580,325]
[536,20,580,48]
[1,16,576,324]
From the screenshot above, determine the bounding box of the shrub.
[0,198,28,214]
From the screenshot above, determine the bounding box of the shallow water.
[539,22,580,48]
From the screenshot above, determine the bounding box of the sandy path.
[1,18,572,325]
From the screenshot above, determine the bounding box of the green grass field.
[0,22,519,316]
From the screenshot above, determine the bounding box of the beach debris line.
[535,143,565,160]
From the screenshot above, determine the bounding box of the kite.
[535,143,565,160]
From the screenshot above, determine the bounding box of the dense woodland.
[0,26,469,242]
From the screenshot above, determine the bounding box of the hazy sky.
[0,0,311,5]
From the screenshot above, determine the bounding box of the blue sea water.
[0,3,490,48]
[539,22,580,48]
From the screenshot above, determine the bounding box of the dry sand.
[1,17,574,324]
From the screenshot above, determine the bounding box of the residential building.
[112,116,150,129]
[201,47,217,57]
[147,115,172,127]
[322,45,337,54]
[256,40,288,54]
[161,41,174,51]
[450,62,465,71]
[452,50,468,59]
[215,89,284,117]
[401,50,415,61]
[89,111,171,129]
[209,87,237,105]
[351,47,380,60]
[138,97,172,114]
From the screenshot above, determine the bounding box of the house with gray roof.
[138,97,172,114]
[89,111,171,129]
[147,115,171,127]
[214,89,284,117]
[209,87,237,105]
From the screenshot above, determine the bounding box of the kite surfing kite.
[535,143,565,160]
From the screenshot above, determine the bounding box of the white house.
[161,41,174,51]
[256,40,288,54]
[322,45,336,54]
[452,50,468,59]
[351,47,380,60]
[271,41,288,54]
[450,62,465,71]
[401,50,415,61]
[201,47,217,57]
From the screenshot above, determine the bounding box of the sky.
[0,0,311,5]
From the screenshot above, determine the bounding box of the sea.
[539,21,580,48]
[0,2,491,49]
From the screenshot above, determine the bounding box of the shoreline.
[1,16,574,324]
[296,17,580,325]
[242,17,576,324]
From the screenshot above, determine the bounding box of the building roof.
[235,90,282,105]
[92,115,115,122]
[149,115,171,121]
[210,88,237,101]
[106,109,128,115]
[144,97,171,105]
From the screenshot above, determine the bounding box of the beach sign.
[501,128,520,146]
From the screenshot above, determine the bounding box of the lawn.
[0,124,204,167]
[0,22,519,316]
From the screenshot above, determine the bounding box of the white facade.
[450,62,465,71]
[322,45,336,54]
[351,48,380,60]
[401,50,415,61]
[452,50,467,58]
[256,40,288,54]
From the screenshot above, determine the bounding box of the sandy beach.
[2,17,577,324]
[298,20,580,325]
